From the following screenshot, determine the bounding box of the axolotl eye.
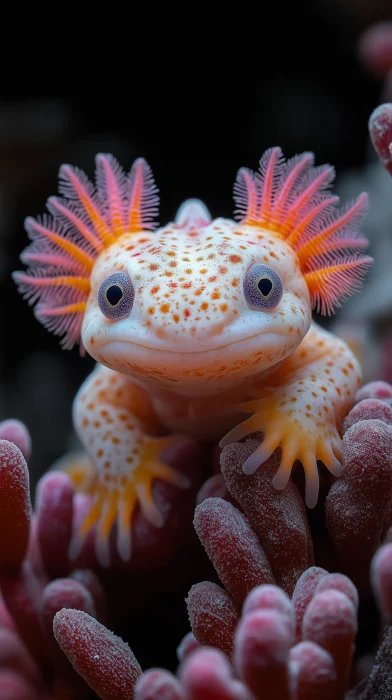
[98,271,135,320]
[243,263,283,311]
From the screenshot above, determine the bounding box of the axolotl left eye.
[243,263,283,311]
[98,271,135,320]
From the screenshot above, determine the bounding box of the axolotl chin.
[13,148,373,566]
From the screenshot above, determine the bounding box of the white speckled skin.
[71,206,361,564]
[81,218,311,395]
[13,149,371,567]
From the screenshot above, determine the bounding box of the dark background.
[1,0,391,487]
[0,0,391,680]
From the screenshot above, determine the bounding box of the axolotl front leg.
[221,322,362,507]
[64,365,189,567]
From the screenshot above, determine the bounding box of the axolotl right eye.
[98,271,135,320]
[243,263,284,311]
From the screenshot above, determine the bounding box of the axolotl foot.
[220,390,343,508]
[59,434,190,567]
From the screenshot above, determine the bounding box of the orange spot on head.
[148,306,155,315]
[211,290,220,300]
[112,436,120,445]
[201,302,208,310]
[173,314,180,323]
[160,303,170,313]
[231,278,239,287]
[184,308,191,318]
[149,263,159,271]
[90,336,95,345]
[96,449,103,457]
[151,285,160,294]
[220,303,228,312]
[229,254,243,264]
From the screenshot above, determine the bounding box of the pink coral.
[134,576,358,699]
[0,439,31,570]
[3,377,392,697]
[53,610,142,699]
[0,426,203,698]
[326,418,392,593]
[368,103,392,176]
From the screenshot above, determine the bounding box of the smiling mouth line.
[98,330,287,356]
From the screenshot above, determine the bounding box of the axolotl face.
[81,212,311,395]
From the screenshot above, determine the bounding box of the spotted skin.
[75,216,360,557]
[70,364,189,566]
[13,150,373,566]
[220,323,360,506]
[83,219,310,391]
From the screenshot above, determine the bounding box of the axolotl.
[13,148,373,566]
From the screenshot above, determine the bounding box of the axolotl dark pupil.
[243,263,284,311]
[98,271,135,320]
[106,285,123,306]
[257,278,273,296]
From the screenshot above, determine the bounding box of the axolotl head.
[14,150,371,397]
[81,200,311,394]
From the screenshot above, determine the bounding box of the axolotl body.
[13,148,373,566]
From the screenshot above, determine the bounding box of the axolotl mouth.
[98,330,288,356]
[89,328,298,395]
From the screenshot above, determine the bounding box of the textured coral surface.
[1,377,392,698]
